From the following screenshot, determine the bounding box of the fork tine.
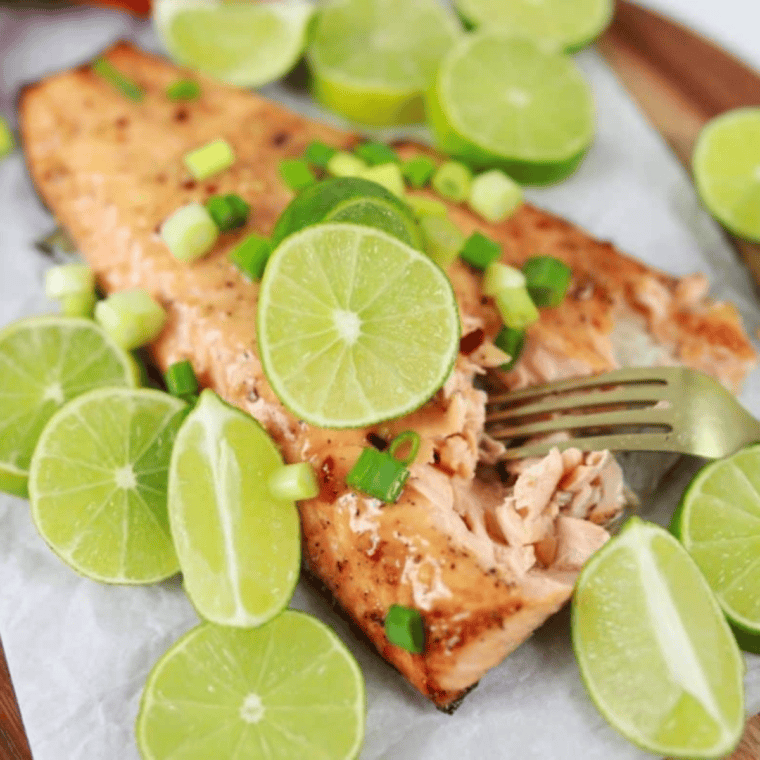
[497,432,682,460]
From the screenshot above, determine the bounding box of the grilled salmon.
[19,43,756,709]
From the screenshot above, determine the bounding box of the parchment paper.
[1,5,759,759]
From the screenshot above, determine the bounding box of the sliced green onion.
[522,256,572,308]
[0,117,14,160]
[432,161,472,203]
[184,139,235,181]
[405,194,448,220]
[354,141,399,166]
[160,203,219,262]
[420,215,465,269]
[164,360,198,398]
[360,163,405,198]
[61,291,97,319]
[460,232,501,270]
[229,233,272,281]
[205,194,250,232]
[326,151,367,178]
[279,158,316,192]
[385,604,425,653]
[268,462,319,502]
[494,326,525,371]
[94,289,166,350]
[495,287,540,330]
[92,58,144,101]
[387,430,421,466]
[468,169,523,223]
[483,261,526,297]
[304,140,337,168]
[45,264,95,299]
[402,155,437,188]
[166,79,201,101]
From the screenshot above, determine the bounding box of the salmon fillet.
[19,43,757,709]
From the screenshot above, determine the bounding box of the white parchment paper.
[1,5,759,759]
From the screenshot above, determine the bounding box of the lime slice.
[168,390,300,627]
[454,0,614,53]
[271,176,424,250]
[307,0,462,126]
[154,0,314,88]
[136,613,366,760]
[28,388,185,584]
[693,108,760,243]
[0,315,138,498]
[427,34,595,185]
[672,444,760,653]
[572,517,744,759]
[258,223,460,429]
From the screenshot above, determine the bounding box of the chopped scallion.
[460,232,501,270]
[354,141,399,166]
[0,117,14,160]
[166,79,201,101]
[493,326,525,371]
[279,158,316,192]
[326,151,367,178]
[468,169,523,223]
[405,194,448,220]
[92,58,144,102]
[360,163,405,198]
[432,161,472,203]
[160,203,219,262]
[522,256,572,308]
[45,264,95,299]
[94,289,166,350]
[304,141,337,168]
[61,291,97,319]
[229,233,272,281]
[495,287,540,330]
[268,462,319,502]
[482,262,526,297]
[402,155,437,188]
[420,215,465,269]
[385,605,425,653]
[387,430,421,466]
[164,360,198,398]
[205,194,250,232]
[184,139,235,181]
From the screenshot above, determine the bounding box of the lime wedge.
[28,388,185,584]
[572,517,744,759]
[258,223,460,429]
[0,316,138,498]
[454,0,614,53]
[168,390,300,627]
[154,0,314,88]
[271,176,424,250]
[693,108,760,243]
[427,34,595,185]
[672,444,760,653]
[136,613,366,760]
[307,0,462,126]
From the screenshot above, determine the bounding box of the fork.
[486,366,760,461]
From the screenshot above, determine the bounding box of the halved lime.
[693,108,760,243]
[168,390,300,627]
[136,613,366,760]
[572,517,744,759]
[671,444,760,653]
[454,0,614,53]
[271,176,424,250]
[307,0,462,126]
[154,0,314,88]
[427,34,595,185]
[258,223,460,429]
[28,388,185,584]
[0,316,138,498]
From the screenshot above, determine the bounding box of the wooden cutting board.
[1,2,759,758]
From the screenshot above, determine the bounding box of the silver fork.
[486,366,760,461]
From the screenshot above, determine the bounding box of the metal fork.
[486,366,760,461]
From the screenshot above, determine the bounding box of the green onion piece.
[184,139,235,181]
[229,233,272,281]
[387,430,421,466]
[61,291,97,319]
[522,256,572,308]
[432,161,472,203]
[0,117,14,160]
[385,604,425,653]
[279,158,316,192]
[405,194,448,220]
[354,141,399,166]
[468,169,523,223]
[346,447,410,504]
[268,462,319,502]
[483,261,526,297]
[460,232,501,270]
[164,360,198,398]
[402,155,437,188]
[360,163,405,198]
[166,79,201,101]
[94,289,166,350]
[495,287,540,330]
[160,203,219,262]
[304,141,337,168]
[45,264,95,299]
[205,194,250,232]
[420,215,465,269]
[92,58,144,101]
[327,151,367,178]
[494,326,525,371]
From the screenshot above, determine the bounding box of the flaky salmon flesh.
[19,44,757,709]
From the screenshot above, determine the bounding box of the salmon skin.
[20,43,756,709]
